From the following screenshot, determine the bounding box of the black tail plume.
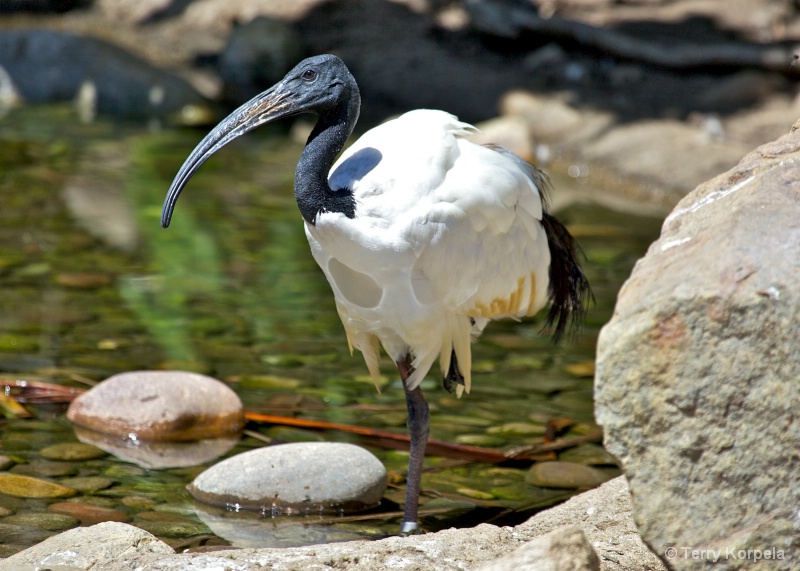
[541,212,592,341]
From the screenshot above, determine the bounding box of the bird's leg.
[398,355,429,534]
[442,348,465,394]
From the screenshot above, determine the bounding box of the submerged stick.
[245,412,600,463]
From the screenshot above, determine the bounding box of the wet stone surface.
[487,422,548,437]
[557,443,619,466]
[10,461,80,478]
[49,502,131,525]
[188,442,387,514]
[1,511,79,531]
[133,512,209,538]
[39,442,108,461]
[525,462,615,489]
[58,476,116,493]
[0,473,78,499]
[0,523,55,550]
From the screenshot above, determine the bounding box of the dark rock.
[0,29,208,120]
[0,0,90,13]
[295,0,524,124]
[595,126,800,568]
[217,17,302,104]
[188,442,386,514]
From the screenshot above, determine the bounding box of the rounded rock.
[133,513,209,538]
[0,473,77,499]
[66,371,245,441]
[40,442,107,461]
[557,443,619,466]
[525,461,612,489]
[58,476,116,493]
[188,442,387,514]
[487,422,547,437]
[10,461,78,478]
[49,502,130,525]
[2,511,79,531]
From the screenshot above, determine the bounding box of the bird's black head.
[278,54,358,116]
[161,54,360,228]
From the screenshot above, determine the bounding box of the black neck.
[295,94,360,225]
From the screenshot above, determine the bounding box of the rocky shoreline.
[4,477,665,570]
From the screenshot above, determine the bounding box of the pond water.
[0,105,663,555]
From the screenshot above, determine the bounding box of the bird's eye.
[301,69,317,82]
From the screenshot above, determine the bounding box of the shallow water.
[0,105,663,554]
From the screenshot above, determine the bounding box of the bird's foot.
[399,521,424,535]
[442,374,464,394]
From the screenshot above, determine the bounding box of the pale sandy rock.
[0,521,173,570]
[475,525,600,571]
[582,120,751,204]
[471,115,535,161]
[95,0,172,24]
[182,0,327,34]
[500,91,613,148]
[520,477,666,571]
[595,126,800,569]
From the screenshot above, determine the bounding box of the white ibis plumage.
[162,54,590,533]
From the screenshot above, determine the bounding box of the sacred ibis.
[162,54,590,533]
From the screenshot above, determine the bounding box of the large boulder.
[216,16,302,104]
[595,123,800,569]
[0,29,208,120]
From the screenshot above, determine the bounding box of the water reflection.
[74,427,240,470]
[193,502,385,548]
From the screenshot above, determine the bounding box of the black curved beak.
[161,82,297,228]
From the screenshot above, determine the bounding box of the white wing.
[307,110,551,393]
